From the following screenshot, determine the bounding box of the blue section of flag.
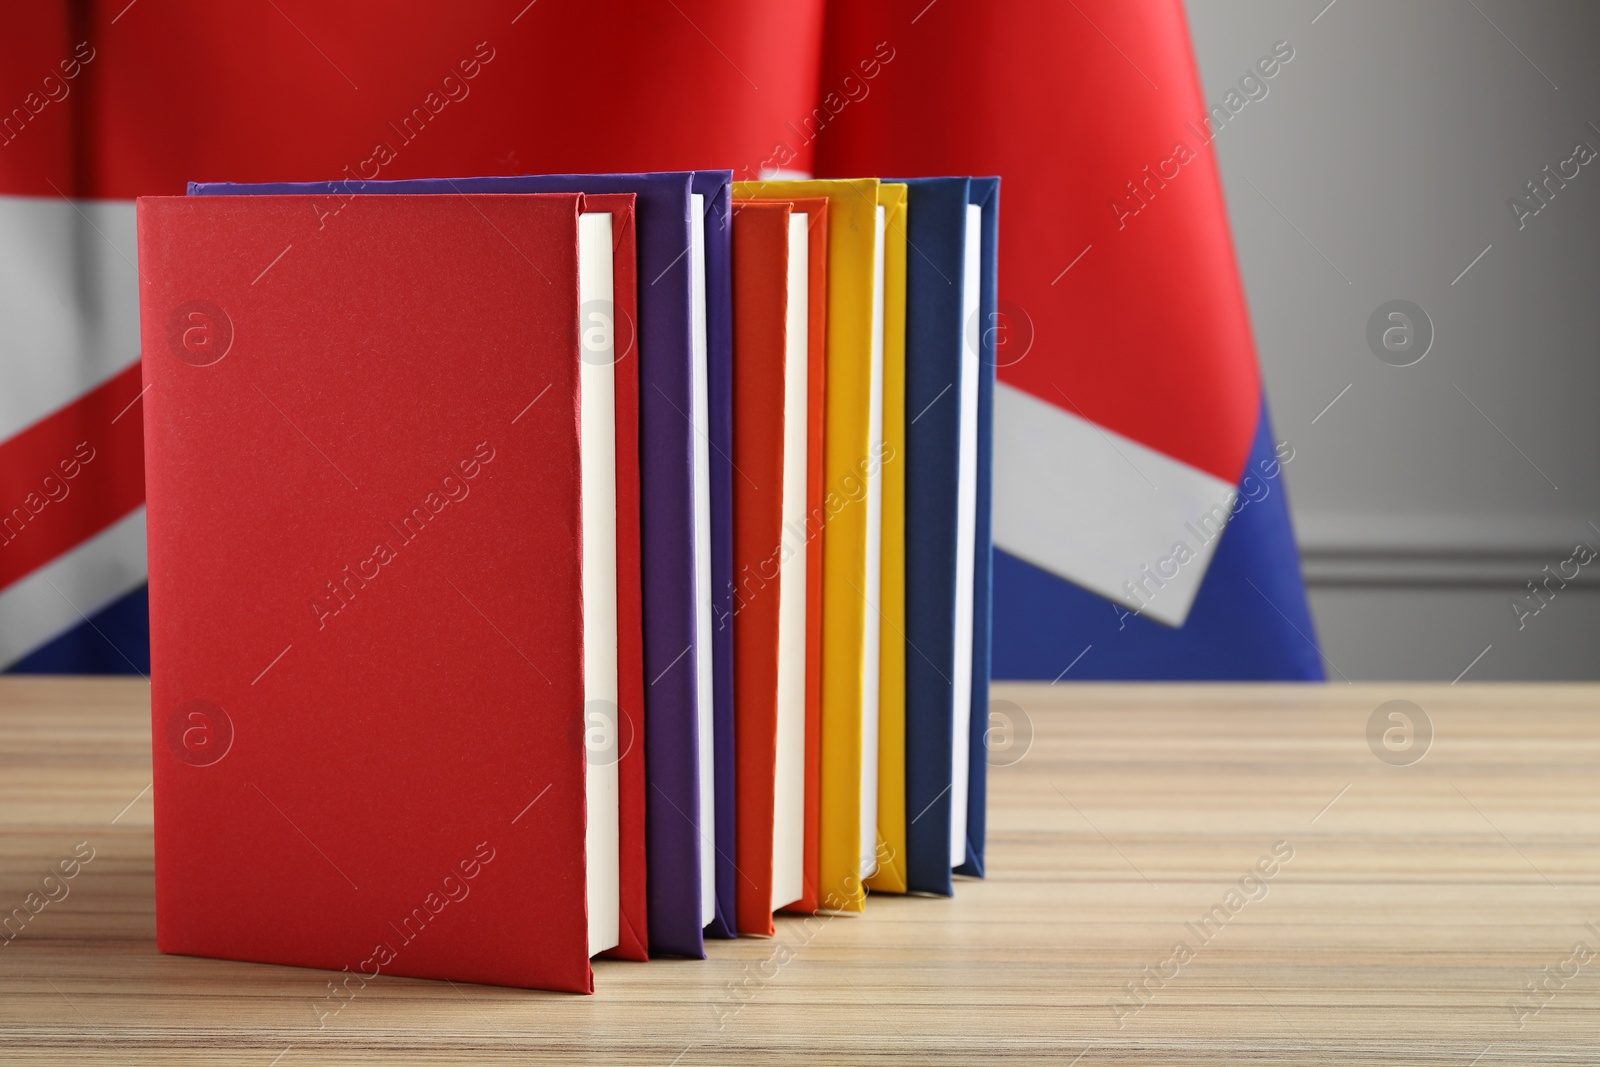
[992,403,1325,681]
[6,585,150,676]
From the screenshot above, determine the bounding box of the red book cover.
[140,192,598,993]
[583,194,650,963]
[730,201,790,936]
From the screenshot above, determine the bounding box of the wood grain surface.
[1,677,1598,1064]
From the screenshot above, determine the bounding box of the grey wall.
[1185,0,1600,680]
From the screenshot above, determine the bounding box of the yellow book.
[736,178,879,912]
[866,184,908,894]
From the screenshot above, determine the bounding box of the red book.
[140,191,640,992]
[730,197,830,925]
[581,194,650,964]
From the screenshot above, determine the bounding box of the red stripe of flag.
[0,4,82,197]
[0,361,146,591]
[0,0,827,200]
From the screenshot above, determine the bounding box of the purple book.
[694,172,738,941]
[190,172,718,959]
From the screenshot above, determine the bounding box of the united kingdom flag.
[1,0,1319,681]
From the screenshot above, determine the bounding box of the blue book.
[188,172,733,956]
[893,177,998,893]
[961,177,1000,879]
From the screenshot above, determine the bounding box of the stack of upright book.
[138,170,999,993]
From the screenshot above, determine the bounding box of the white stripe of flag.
[992,382,1236,627]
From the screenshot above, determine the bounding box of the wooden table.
[2,678,1597,1064]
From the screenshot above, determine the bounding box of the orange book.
[731,196,830,926]
[791,198,829,916]
[730,200,790,936]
